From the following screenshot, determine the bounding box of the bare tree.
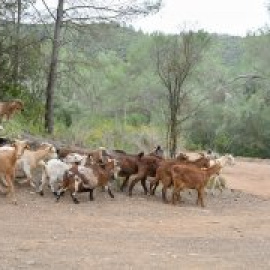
[155,30,210,157]
[41,0,162,133]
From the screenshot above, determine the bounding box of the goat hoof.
[39,191,44,196]
[74,200,80,204]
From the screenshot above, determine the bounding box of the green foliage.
[1,15,270,157]
[126,113,150,126]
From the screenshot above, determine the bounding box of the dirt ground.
[0,159,270,270]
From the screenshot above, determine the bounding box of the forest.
[1,0,270,158]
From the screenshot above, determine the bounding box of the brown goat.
[171,163,221,207]
[0,99,24,121]
[128,153,163,196]
[0,140,29,204]
[115,152,143,192]
[150,154,210,202]
[107,146,164,194]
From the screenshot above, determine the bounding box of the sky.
[35,0,270,36]
[132,0,270,36]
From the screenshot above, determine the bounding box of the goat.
[206,175,227,195]
[150,154,210,201]
[207,154,235,195]
[0,140,29,204]
[128,153,163,196]
[0,99,24,121]
[104,149,144,191]
[109,146,164,193]
[37,153,87,196]
[38,159,70,196]
[209,154,235,167]
[15,143,57,188]
[56,158,120,203]
[171,163,222,207]
[116,152,143,192]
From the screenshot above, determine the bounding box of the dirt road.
[0,159,269,269]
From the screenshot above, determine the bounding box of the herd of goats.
[0,99,235,207]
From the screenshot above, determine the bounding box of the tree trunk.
[45,0,64,134]
[168,109,178,158]
[13,0,21,86]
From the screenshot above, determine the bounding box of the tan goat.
[0,99,24,121]
[16,143,57,188]
[0,140,29,204]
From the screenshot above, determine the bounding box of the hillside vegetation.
[1,19,270,157]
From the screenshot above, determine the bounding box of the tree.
[41,0,162,133]
[154,30,210,157]
[44,0,64,133]
[0,0,41,94]
[13,0,21,85]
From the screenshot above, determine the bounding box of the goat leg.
[172,190,177,205]
[0,176,8,187]
[70,191,80,204]
[150,180,159,195]
[128,174,142,197]
[140,177,148,195]
[6,174,17,205]
[120,176,129,192]
[89,189,94,201]
[162,186,169,203]
[55,189,65,202]
[107,186,114,198]
[197,188,205,207]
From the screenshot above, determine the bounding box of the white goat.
[38,153,87,196]
[207,154,235,195]
[209,154,235,167]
